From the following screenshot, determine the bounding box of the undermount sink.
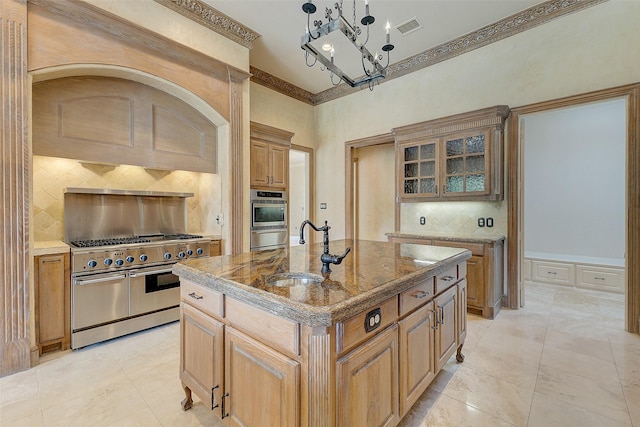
[266,272,324,287]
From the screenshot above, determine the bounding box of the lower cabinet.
[180,302,224,417]
[224,326,300,427]
[398,302,435,416]
[457,279,468,346]
[34,252,71,354]
[337,324,400,427]
[434,286,458,372]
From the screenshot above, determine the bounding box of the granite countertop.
[173,239,470,327]
[386,232,505,244]
[33,240,71,256]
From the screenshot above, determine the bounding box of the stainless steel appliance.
[64,188,210,348]
[250,189,288,251]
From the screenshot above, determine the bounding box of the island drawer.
[435,265,459,294]
[337,296,398,355]
[181,279,224,319]
[226,297,300,358]
[399,277,435,315]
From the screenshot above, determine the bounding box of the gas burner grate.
[71,237,152,248]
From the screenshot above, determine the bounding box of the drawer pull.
[413,290,430,299]
[440,275,455,282]
[594,277,605,281]
[188,292,204,300]
[547,271,557,275]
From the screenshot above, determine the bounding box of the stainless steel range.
[65,188,210,349]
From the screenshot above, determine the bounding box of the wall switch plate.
[478,218,485,227]
[216,213,224,226]
[419,216,426,225]
[320,203,327,209]
[486,217,494,227]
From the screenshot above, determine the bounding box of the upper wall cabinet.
[393,106,510,202]
[250,122,294,191]
[33,77,218,173]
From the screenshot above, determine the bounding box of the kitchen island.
[173,239,470,427]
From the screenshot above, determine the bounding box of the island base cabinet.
[224,326,300,427]
[180,303,224,417]
[398,302,435,417]
[434,286,458,372]
[457,279,468,361]
[337,324,400,427]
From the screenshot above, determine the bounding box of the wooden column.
[1,0,31,377]
[228,68,245,255]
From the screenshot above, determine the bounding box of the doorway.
[289,145,314,246]
[521,99,626,320]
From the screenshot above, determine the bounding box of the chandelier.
[301,0,395,90]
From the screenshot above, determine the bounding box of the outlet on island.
[419,216,426,225]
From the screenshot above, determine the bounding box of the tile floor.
[1,281,638,427]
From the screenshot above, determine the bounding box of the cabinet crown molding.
[250,121,295,147]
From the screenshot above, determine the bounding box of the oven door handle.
[130,268,175,278]
[73,273,127,285]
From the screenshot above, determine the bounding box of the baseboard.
[30,346,39,367]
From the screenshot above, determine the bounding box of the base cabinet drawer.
[532,260,574,285]
[576,265,624,293]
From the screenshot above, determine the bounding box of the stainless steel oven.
[72,272,130,331]
[250,190,288,250]
[130,265,180,316]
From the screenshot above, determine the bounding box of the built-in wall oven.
[250,189,288,250]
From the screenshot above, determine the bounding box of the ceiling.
[205,1,542,94]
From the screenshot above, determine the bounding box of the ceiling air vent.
[396,18,421,36]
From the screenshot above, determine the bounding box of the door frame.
[345,133,396,240]
[507,83,640,333]
[290,144,315,244]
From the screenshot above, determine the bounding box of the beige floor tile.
[397,387,441,427]
[535,365,631,424]
[612,343,640,389]
[0,368,40,423]
[462,342,540,390]
[104,407,162,427]
[528,392,631,427]
[0,409,44,427]
[544,329,614,362]
[426,358,462,393]
[608,329,640,352]
[483,319,548,343]
[410,394,517,427]
[442,366,534,426]
[474,329,544,363]
[540,345,619,385]
[622,385,640,427]
[495,308,551,329]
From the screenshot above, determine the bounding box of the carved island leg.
[181,383,193,411]
[456,343,465,363]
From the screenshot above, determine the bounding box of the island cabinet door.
[434,286,458,372]
[180,303,224,418]
[398,302,435,417]
[336,324,400,427]
[457,279,468,344]
[224,326,300,427]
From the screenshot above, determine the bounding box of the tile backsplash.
[32,156,220,241]
[401,201,507,236]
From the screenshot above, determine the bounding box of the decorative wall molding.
[252,0,607,105]
[154,0,260,49]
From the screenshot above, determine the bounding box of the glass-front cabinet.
[394,106,509,202]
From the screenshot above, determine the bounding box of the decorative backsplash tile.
[32,156,220,241]
[401,201,507,236]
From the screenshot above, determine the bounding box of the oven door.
[252,202,287,228]
[129,266,180,316]
[72,272,129,330]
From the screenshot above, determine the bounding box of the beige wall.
[296,0,639,239]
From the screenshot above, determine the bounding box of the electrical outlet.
[364,308,382,333]
[486,217,494,228]
[419,216,426,225]
[478,218,485,227]
[320,203,327,209]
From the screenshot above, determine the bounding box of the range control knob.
[186,249,193,256]
[115,259,124,267]
[88,260,97,268]
[164,252,172,260]
[178,251,186,259]
[140,254,148,262]
[196,248,204,255]
[126,256,134,263]
[104,258,113,266]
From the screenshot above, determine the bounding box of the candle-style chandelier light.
[301,0,395,90]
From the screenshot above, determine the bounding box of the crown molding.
[254,0,607,105]
[153,0,260,49]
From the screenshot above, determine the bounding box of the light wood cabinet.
[34,252,70,355]
[180,302,224,417]
[224,326,300,426]
[210,239,222,257]
[398,302,435,417]
[434,285,458,372]
[250,122,294,190]
[337,324,400,427]
[393,106,510,202]
[457,279,468,348]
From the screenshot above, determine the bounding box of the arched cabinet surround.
[33,76,218,173]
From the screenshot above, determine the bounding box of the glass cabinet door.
[402,140,438,197]
[444,132,489,195]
